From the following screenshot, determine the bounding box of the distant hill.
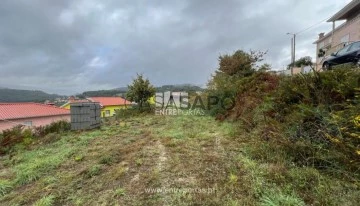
[0,88,64,103]
[80,89,127,98]
[79,84,204,97]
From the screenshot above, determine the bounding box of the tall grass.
[33,195,55,206]
[14,145,73,185]
[0,180,12,197]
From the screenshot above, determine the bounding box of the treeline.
[80,89,127,98]
[0,88,64,102]
[79,84,204,97]
[156,84,203,92]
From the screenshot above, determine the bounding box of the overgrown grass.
[0,180,12,197]
[0,127,105,201]
[0,113,359,205]
[14,146,73,185]
[236,128,360,205]
[33,195,55,206]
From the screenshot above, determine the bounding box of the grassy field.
[0,115,359,205]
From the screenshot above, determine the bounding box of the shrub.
[0,125,24,147]
[0,120,71,155]
[99,155,114,165]
[269,67,360,175]
[85,165,102,178]
[208,60,360,178]
[114,187,126,197]
[34,120,71,137]
[115,107,141,119]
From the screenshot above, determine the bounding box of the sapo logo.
[154,91,235,116]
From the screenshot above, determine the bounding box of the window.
[23,121,32,126]
[336,44,352,56]
[349,42,360,52]
[341,34,350,43]
[105,110,110,117]
[319,41,325,49]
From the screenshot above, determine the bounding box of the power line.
[295,16,331,35]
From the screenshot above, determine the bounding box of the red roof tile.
[88,97,132,106]
[0,103,70,120]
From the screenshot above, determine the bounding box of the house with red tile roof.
[0,103,70,131]
[61,97,133,117]
[88,97,133,117]
[60,97,91,110]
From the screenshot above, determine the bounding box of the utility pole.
[287,33,296,75]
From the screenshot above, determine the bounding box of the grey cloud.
[0,0,351,94]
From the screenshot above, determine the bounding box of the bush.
[0,125,24,149]
[208,60,360,178]
[268,67,360,175]
[0,120,71,155]
[33,120,71,137]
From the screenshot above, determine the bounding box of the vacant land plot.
[0,115,359,205]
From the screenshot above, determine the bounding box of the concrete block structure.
[70,102,101,130]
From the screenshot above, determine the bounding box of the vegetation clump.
[0,120,71,154]
[207,50,360,180]
[126,74,155,112]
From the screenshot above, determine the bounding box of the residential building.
[60,96,90,110]
[0,103,70,131]
[314,0,360,68]
[88,97,132,117]
[61,97,132,117]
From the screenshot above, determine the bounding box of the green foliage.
[0,121,71,155]
[99,155,114,165]
[155,84,203,92]
[207,50,279,121]
[34,120,71,137]
[0,125,25,153]
[209,58,360,178]
[318,49,326,58]
[114,187,126,197]
[33,195,55,206]
[0,180,13,197]
[218,50,265,76]
[14,146,72,185]
[287,56,313,69]
[115,107,142,119]
[260,190,305,206]
[85,165,102,178]
[126,74,155,111]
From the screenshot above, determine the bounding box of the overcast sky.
[0,0,352,94]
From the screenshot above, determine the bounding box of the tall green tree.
[126,74,155,111]
[287,56,313,69]
[218,50,266,76]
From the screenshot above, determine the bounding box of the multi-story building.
[314,0,360,69]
